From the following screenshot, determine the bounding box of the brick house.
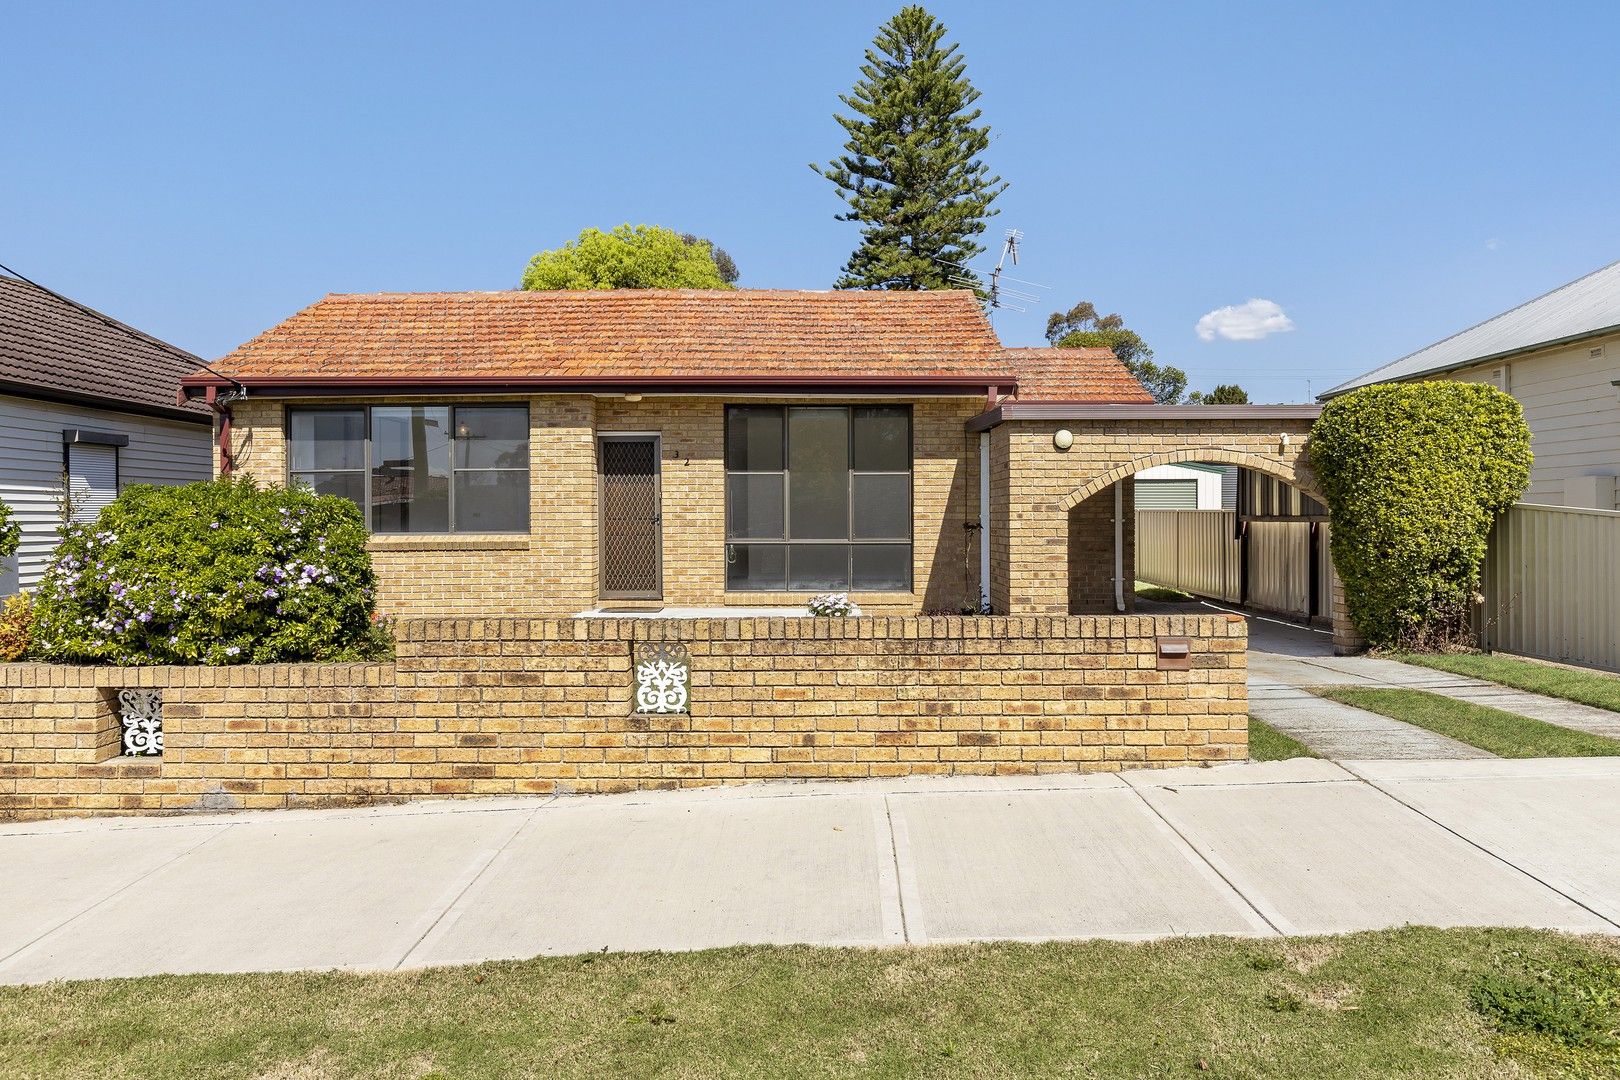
[180,288,1332,631]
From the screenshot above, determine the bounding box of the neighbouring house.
[1325,258,1620,509]
[181,289,1334,634]
[1134,462,1232,509]
[0,275,213,593]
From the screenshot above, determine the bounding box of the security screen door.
[598,436,662,599]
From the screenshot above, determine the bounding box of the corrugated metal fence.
[1136,510,1241,602]
[1480,503,1620,672]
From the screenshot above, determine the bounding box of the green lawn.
[2,930,1618,1078]
[1397,652,1620,714]
[1135,580,1195,603]
[1249,716,1320,761]
[1312,687,1620,758]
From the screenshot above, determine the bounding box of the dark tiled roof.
[0,276,209,422]
[1004,347,1156,403]
[198,289,1013,384]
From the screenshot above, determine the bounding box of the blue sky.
[5,1,1618,400]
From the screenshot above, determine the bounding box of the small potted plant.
[807,592,861,617]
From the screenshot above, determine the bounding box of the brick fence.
[0,614,1247,820]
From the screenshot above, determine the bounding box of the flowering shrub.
[29,478,389,665]
[0,499,19,561]
[807,593,861,617]
[0,593,30,662]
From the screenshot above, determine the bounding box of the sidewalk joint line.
[394,798,554,970]
[1125,784,1284,936]
[883,794,927,945]
[1344,768,1620,933]
[0,820,240,971]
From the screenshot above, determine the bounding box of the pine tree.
[814,6,1007,290]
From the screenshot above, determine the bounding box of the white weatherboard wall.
[0,395,211,593]
[1448,329,1620,509]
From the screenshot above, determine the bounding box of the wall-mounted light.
[1279,432,1290,453]
[623,392,644,403]
[1053,428,1074,450]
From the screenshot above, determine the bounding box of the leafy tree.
[1311,382,1531,650]
[1188,384,1250,404]
[1045,299,1186,403]
[1123,360,1188,406]
[814,6,1007,290]
[679,234,740,285]
[521,225,733,290]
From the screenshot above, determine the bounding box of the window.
[65,442,120,524]
[287,405,529,533]
[724,405,911,592]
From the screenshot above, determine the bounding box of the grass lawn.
[1135,580,1195,603]
[1313,687,1620,758]
[1397,652,1620,714]
[3,930,1619,1078]
[1249,716,1319,761]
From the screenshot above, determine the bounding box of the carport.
[967,402,1362,652]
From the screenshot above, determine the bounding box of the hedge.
[1310,382,1530,650]
[29,478,389,665]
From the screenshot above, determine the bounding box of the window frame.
[723,404,914,593]
[284,403,531,535]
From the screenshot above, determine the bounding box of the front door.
[598,435,662,600]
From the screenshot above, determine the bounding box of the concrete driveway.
[2,758,1617,984]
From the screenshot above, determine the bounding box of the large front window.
[725,405,912,592]
[287,405,529,533]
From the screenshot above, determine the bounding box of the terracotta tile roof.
[197,289,1014,387]
[1004,347,1156,403]
[0,275,209,422]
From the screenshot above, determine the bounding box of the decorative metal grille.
[117,689,163,756]
[601,439,661,597]
[633,642,690,714]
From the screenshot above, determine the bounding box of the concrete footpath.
[2,758,1618,985]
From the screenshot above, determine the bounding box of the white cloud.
[1195,298,1296,342]
[1485,237,1503,251]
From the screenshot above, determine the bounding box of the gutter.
[180,374,1020,401]
[965,402,1324,433]
[0,379,210,426]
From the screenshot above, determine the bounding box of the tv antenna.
[934,228,1048,313]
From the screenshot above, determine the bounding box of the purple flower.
[224,645,240,657]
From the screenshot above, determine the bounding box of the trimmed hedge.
[29,478,388,665]
[1310,382,1530,650]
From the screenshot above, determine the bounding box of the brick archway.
[979,406,1360,652]
[1056,446,1319,512]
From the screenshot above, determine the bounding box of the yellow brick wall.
[0,614,1249,819]
[226,395,982,616]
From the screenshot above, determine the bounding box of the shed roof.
[0,275,209,422]
[1324,258,1620,397]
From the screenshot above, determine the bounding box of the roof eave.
[966,402,1324,433]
